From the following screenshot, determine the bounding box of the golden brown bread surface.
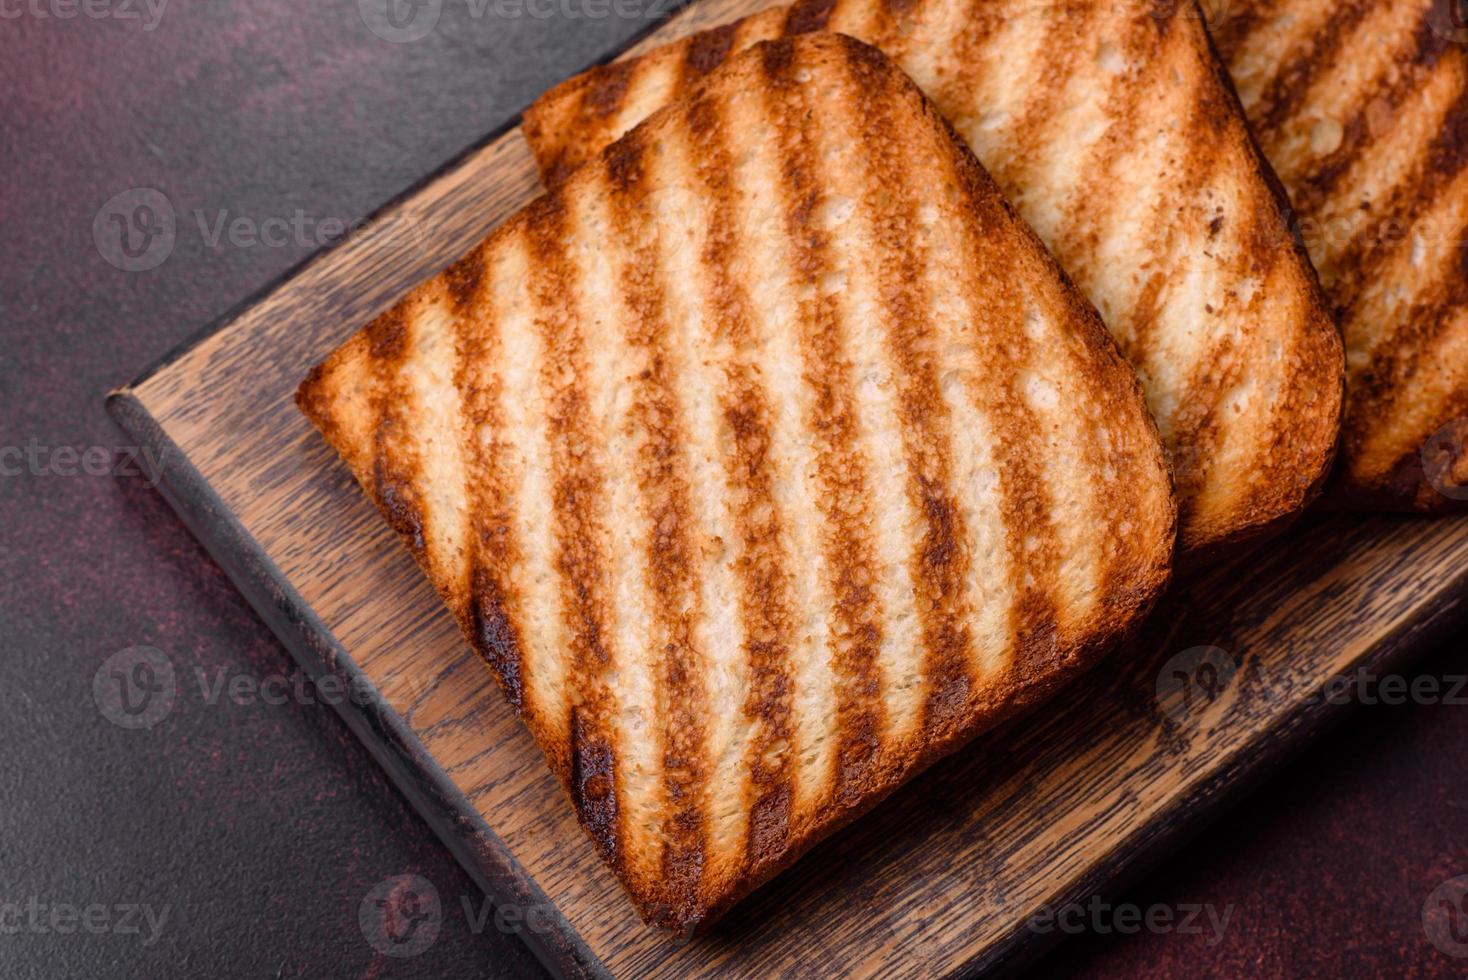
[1214,0,1468,510]
[299,35,1175,932]
[523,0,1346,555]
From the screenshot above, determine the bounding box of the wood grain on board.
[110,0,1468,975]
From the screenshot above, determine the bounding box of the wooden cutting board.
[108,2,1468,976]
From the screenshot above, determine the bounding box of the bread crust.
[301,34,1174,932]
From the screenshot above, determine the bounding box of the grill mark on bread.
[584,60,634,119]
[759,41,889,802]
[830,0,899,43]
[1256,4,1460,204]
[1233,0,1462,313]
[1098,11,1300,544]
[683,23,738,77]
[569,706,618,868]
[803,39,933,746]
[1331,67,1468,318]
[469,569,522,709]
[542,157,576,192]
[722,396,797,869]
[1269,4,1456,216]
[680,91,800,875]
[366,306,428,558]
[937,117,1063,676]
[1347,190,1468,453]
[533,60,638,186]
[502,235,578,765]
[294,359,345,451]
[977,4,1146,616]
[1146,64,1253,506]
[927,0,1016,132]
[1238,3,1376,111]
[1037,12,1167,358]
[368,303,409,362]
[691,78,842,837]
[1323,16,1455,198]
[451,247,526,709]
[887,138,1022,682]
[1217,0,1461,504]
[444,247,486,315]
[733,5,789,48]
[1318,65,1468,434]
[894,0,976,75]
[598,133,713,914]
[1039,15,1147,287]
[1426,54,1468,173]
[843,53,976,734]
[1097,41,1199,385]
[523,196,624,870]
[398,285,473,623]
[1164,298,1252,513]
[1252,0,1373,136]
[783,0,836,35]
[1087,10,1186,365]
[1355,290,1468,471]
[991,2,1086,212]
[620,112,758,889]
[562,161,678,900]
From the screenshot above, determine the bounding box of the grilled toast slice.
[1214,0,1468,509]
[523,1,1346,556]
[298,35,1175,932]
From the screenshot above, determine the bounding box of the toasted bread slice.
[299,35,1174,932]
[523,1,1346,555]
[1214,0,1468,509]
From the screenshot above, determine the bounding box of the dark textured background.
[2,2,1466,977]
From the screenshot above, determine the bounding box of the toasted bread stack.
[297,0,1458,935]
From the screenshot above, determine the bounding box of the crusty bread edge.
[1172,5,1344,564]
